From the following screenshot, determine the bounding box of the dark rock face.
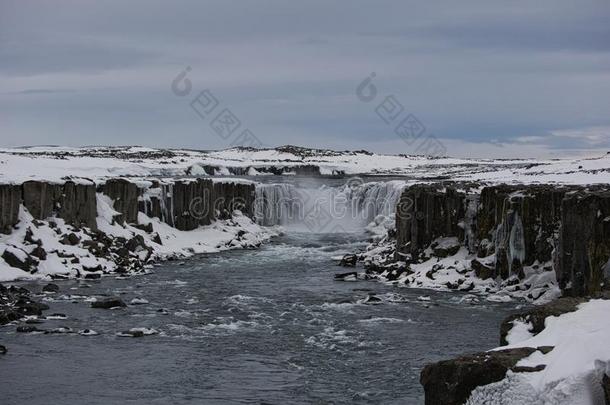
[393,184,610,296]
[102,179,140,224]
[0,185,20,234]
[60,181,98,230]
[477,185,568,280]
[174,179,215,230]
[212,181,255,219]
[395,184,466,258]
[22,181,97,230]
[420,347,540,405]
[602,374,610,405]
[139,179,214,230]
[558,190,610,296]
[138,179,256,231]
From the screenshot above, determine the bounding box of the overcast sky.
[1,0,609,158]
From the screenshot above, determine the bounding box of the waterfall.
[254,183,303,227]
[254,180,406,232]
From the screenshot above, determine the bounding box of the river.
[0,231,517,404]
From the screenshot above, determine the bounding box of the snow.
[468,300,610,405]
[0,146,608,185]
[505,319,534,345]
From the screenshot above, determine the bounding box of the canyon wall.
[0,178,258,278]
[137,179,256,231]
[395,183,610,297]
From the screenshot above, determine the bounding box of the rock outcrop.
[420,347,543,405]
[392,183,610,297]
[421,293,610,405]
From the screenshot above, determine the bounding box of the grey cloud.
[0,0,609,157]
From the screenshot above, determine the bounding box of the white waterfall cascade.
[254,180,406,233]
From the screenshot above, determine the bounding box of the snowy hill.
[0,145,609,185]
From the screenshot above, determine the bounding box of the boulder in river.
[339,254,358,267]
[91,297,126,309]
[42,283,60,293]
[362,294,382,304]
[334,271,358,281]
[16,325,45,333]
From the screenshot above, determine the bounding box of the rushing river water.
[0,232,518,404]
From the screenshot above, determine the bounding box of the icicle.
[508,211,526,272]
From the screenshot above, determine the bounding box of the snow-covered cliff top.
[0,145,608,185]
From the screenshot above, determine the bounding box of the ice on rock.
[508,211,526,273]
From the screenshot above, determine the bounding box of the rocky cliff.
[392,183,609,297]
[0,178,259,279]
[138,179,256,231]
[395,184,466,258]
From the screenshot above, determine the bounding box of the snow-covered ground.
[467,299,610,405]
[0,145,609,185]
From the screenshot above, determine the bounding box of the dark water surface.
[0,233,517,404]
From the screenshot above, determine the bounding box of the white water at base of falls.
[254,181,405,233]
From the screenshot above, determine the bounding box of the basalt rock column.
[0,185,21,234]
[558,189,610,296]
[477,185,568,279]
[22,181,97,230]
[395,184,466,259]
[213,181,256,219]
[102,179,140,225]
